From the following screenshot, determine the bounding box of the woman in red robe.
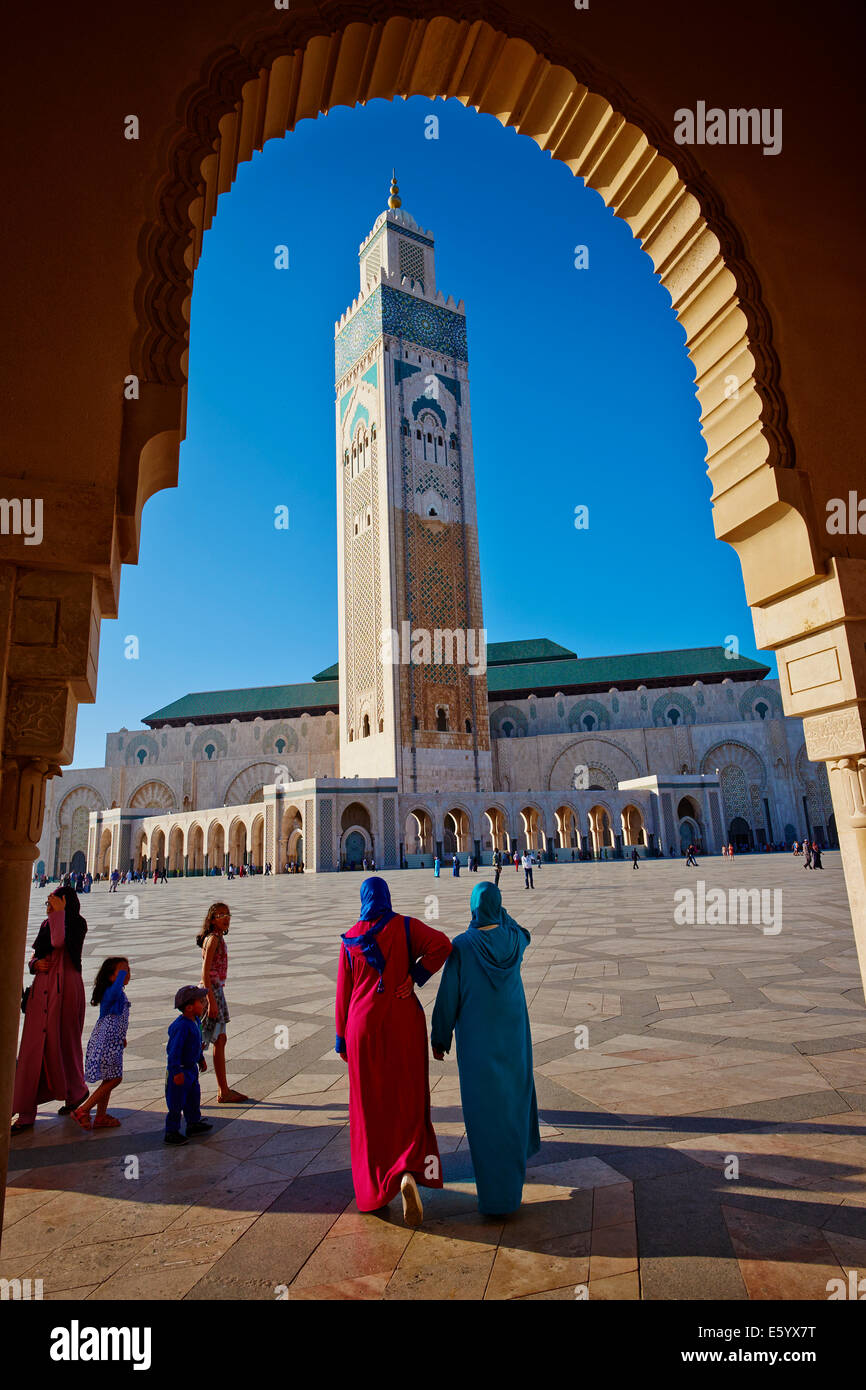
[336,876,451,1224]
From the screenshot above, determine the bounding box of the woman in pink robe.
[11,886,89,1132]
[336,877,451,1224]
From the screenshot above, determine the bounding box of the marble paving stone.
[5,858,863,1300]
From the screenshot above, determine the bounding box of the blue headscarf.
[341,876,395,992]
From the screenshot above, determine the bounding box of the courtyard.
[3,856,865,1301]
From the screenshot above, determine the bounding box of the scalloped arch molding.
[129,8,819,609]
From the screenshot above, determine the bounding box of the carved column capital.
[4,681,77,763]
[825,756,866,831]
[803,706,865,762]
[0,756,59,860]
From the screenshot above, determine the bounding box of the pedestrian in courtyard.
[685,843,698,868]
[631,847,639,869]
[521,850,534,889]
[335,876,451,1225]
[11,886,89,1134]
[452,855,461,877]
[431,881,540,1217]
[74,957,132,1130]
[812,840,823,869]
[513,850,520,872]
[803,841,813,869]
[433,855,440,877]
[492,848,502,887]
[164,986,212,1145]
[197,902,251,1104]
[109,868,120,894]
[727,843,734,860]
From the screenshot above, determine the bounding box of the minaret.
[334,175,491,793]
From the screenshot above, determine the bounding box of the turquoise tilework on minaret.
[411,396,447,427]
[339,389,354,421]
[395,359,422,384]
[361,363,378,389]
[335,287,468,378]
[348,402,370,436]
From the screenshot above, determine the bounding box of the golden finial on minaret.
[388,169,402,209]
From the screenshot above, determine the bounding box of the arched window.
[582,714,595,731]
[378,718,384,733]
[668,708,681,725]
[416,429,421,439]
[204,743,215,760]
[436,708,448,732]
[275,739,286,754]
[136,748,147,765]
[755,701,769,720]
[502,721,513,738]
[348,729,354,742]
[412,715,419,730]
[428,507,438,517]
[362,714,371,738]
[465,718,472,733]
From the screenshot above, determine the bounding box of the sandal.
[72,1107,92,1129]
[217,1090,252,1104]
[92,1115,121,1128]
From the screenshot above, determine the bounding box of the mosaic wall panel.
[710,792,723,845]
[335,287,468,379]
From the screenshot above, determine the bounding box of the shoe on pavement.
[164,1131,188,1145]
[400,1172,423,1226]
[186,1121,213,1136]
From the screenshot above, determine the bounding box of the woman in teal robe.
[431,882,540,1215]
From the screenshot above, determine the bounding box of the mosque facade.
[36,182,837,876]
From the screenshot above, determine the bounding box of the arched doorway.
[188,824,204,875]
[344,830,366,868]
[207,821,226,873]
[729,816,752,852]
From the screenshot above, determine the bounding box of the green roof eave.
[486,647,769,697]
[142,680,339,727]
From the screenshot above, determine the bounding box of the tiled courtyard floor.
[4,856,866,1300]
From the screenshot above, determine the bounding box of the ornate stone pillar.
[753,557,866,990]
[807,719,866,984]
[0,681,75,1233]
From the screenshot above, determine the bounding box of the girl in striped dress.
[197,903,250,1105]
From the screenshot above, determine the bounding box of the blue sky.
[72,96,770,769]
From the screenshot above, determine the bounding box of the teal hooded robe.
[431,882,540,1215]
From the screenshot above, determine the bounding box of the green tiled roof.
[312,639,575,683]
[487,647,768,696]
[143,645,769,726]
[142,681,339,727]
[487,638,576,666]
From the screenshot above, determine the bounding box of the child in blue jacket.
[165,986,213,1145]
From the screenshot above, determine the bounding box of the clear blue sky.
[72,96,771,769]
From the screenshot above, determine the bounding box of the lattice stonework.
[319,800,333,871]
[662,793,676,845]
[721,765,750,825]
[399,238,425,284]
[383,797,396,866]
[710,794,724,845]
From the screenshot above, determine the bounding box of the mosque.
[37,179,836,876]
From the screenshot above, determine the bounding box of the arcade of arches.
[1,0,864,1222]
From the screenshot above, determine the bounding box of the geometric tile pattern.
[4,856,865,1299]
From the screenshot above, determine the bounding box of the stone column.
[753,558,866,992]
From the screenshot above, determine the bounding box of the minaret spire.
[388,169,402,209]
